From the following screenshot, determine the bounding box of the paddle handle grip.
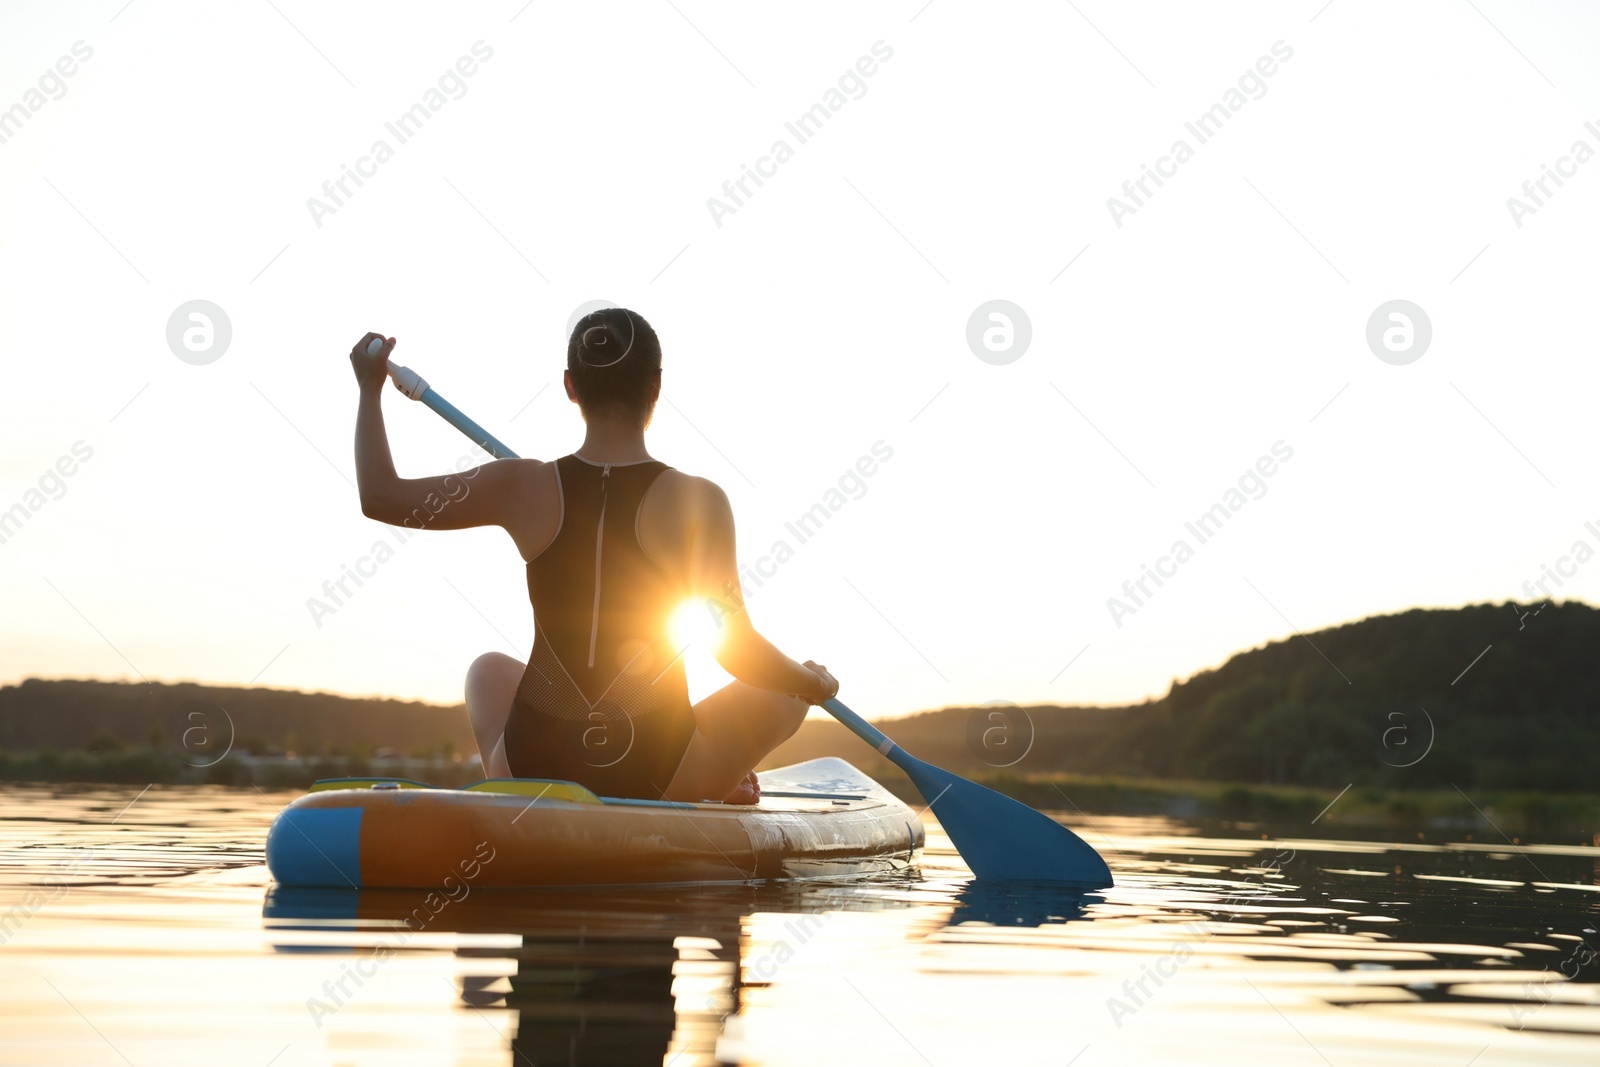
[386,360,428,400]
[822,698,897,757]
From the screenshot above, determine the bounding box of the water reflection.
[264,880,934,1066]
[946,880,1097,927]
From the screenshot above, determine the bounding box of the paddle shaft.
[413,386,520,460]
[822,698,896,756]
[371,340,520,460]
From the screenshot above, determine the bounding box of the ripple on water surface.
[0,786,1597,1065]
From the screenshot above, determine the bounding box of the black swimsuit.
[501,455,697,799]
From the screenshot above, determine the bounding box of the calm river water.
[1,784,1597,1065]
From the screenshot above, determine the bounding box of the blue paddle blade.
[894,749,1113,885]
[821,697,1113,885]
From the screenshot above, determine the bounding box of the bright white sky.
[2,1,1597,719]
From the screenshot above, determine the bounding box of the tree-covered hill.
[1092,599,1598,790]
[767,601,1600,793]
[0,678,474,758]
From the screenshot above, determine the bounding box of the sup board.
[265,757,924,889]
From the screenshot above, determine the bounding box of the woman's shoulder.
[644,467,732,521]
[462,455,550,489]
[653,466,725,497]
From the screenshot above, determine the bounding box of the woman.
[349,308,837,804]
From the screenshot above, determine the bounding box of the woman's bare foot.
[722,771,760,805]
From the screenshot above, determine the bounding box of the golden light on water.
[8,788,1600,1065]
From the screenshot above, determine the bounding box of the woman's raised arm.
[349,332,540,533]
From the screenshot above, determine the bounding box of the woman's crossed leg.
[463,653,807,801]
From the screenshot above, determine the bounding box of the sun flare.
[668,597,725,656]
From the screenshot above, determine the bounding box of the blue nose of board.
[265,806,364,888]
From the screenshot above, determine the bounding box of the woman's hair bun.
[578,322,629,367]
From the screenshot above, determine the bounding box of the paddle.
[368,337,520,459]
[369,339,1112,884]
[824,698,1112,884]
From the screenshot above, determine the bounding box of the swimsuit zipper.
[587,463,610,668]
